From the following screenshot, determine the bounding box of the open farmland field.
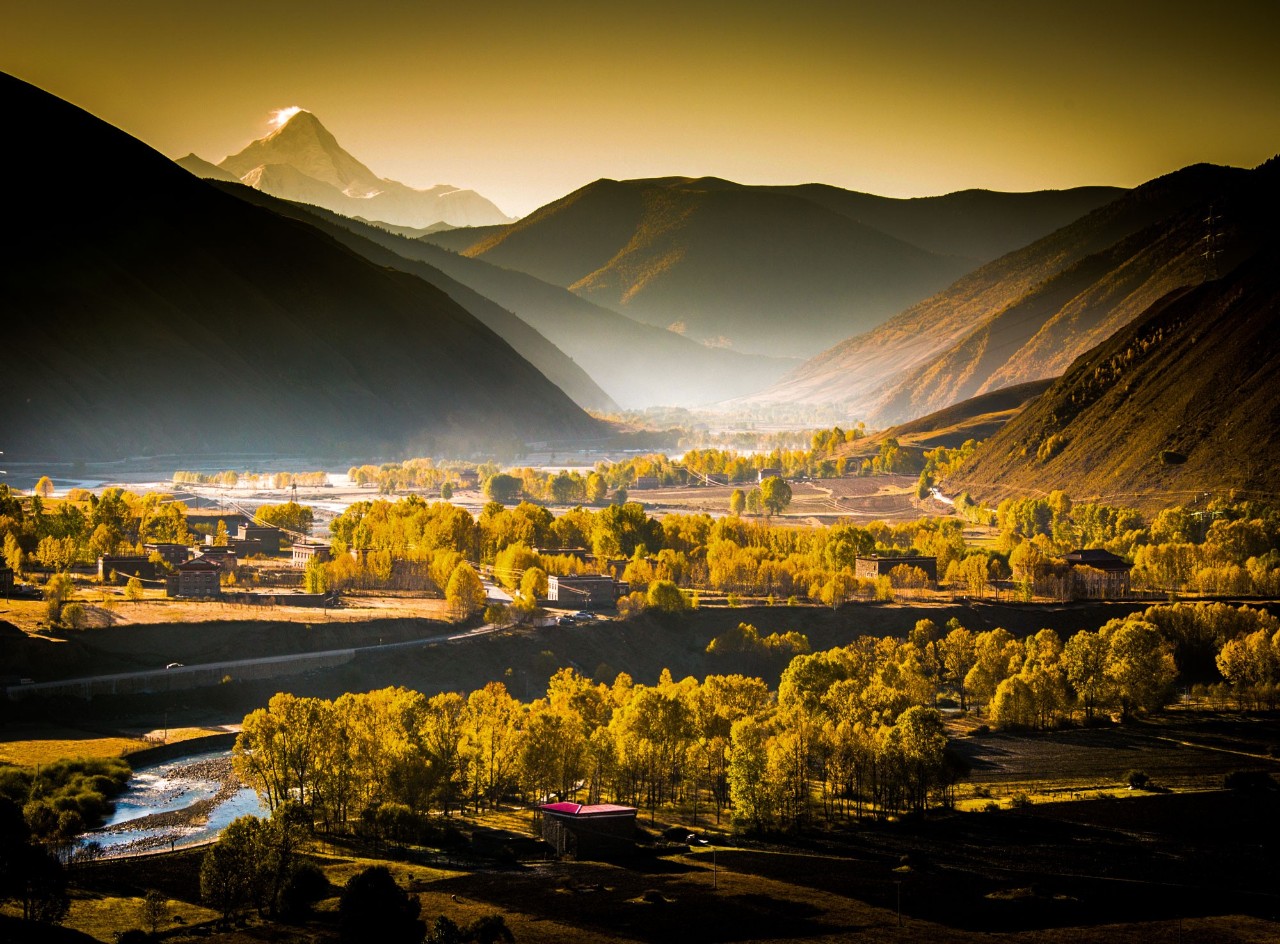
[625,473,940,525]
[950,711,1280,804]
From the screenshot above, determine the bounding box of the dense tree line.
[0,484,191,576]
[348,458,471,494]
[231,651,967,836]
[173,470,329,488]
[0,757,130,859]
[232,599,1270,844]
[318,496,982,609]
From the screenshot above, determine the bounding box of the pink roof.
[540,802,636,817]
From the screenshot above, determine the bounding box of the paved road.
[5,615,506,700]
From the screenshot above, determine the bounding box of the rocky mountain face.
[200,109,511,228]
[947,234,1280,507]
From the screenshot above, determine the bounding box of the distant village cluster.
[94,513,333,606]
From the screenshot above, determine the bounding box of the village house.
[98,555,161,584]
[142,543,190,566]
[195,546,238,572]
[854,555,938,583]
[540,802,637,859]
[547,574,627,608]
[1064,548,1132,598]
[166,557,222,598]
[757,468,783,483]
[292,542,332,568]
[237,524,283,555]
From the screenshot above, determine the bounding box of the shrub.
[61,602,87,630]
[281,864,331,919]
[1126,769,1149,790]
[1224,770,1277,792]
[1009,792,1032,808]
[339,866,425,944]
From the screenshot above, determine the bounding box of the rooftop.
[541,802,637,817]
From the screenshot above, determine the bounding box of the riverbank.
[81,744,264,859]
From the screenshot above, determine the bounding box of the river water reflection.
[82,747,266,857]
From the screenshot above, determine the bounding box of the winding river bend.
[81,747,266,857]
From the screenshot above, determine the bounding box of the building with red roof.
[539,802,637,859]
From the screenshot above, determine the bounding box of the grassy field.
[0,723,235,769]
[625,473,932,525]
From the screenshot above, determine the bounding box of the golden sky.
[7,1,1278,216]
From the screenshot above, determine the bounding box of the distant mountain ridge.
[946,232,1280,507]
[247,200,797,407]
[195,109,511,228]
[743,161,1264,424]
[423,177,1118,358]
[0,72,598,461]
[206,182,620,414]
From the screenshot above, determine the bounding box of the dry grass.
[61,891,218,943]
[315,851,464,890]
[626,473,931,525]
[3,589,453,635]
[0,723,233,769]
[0,725,147,768]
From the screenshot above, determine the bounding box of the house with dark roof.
[1064,548,1132,598]
[98,555,161,584]
[540,802,637,859]
[166,557,223,598]
[855,555,938,583]
[547,574,626,608]
[143,543,191,566]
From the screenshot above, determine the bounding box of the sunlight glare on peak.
[268,106,305,129]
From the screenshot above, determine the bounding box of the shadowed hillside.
[423,177,1117,359]
[756,183,1123,264]
[946,242,1280,508]
[745,162,1259,422]
[0,72,601,461]
[206,182,620,413]
[848,379,1055,454]
[240,197,796,407]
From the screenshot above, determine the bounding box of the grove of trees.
[233,602,1267,841]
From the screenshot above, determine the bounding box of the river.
[80,747,266,858]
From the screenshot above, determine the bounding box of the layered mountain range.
[221,194,795,408]
[424,177,1120,358]
[0,72,598,461]
[180,109,510,229]
[747,161,1270,425]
